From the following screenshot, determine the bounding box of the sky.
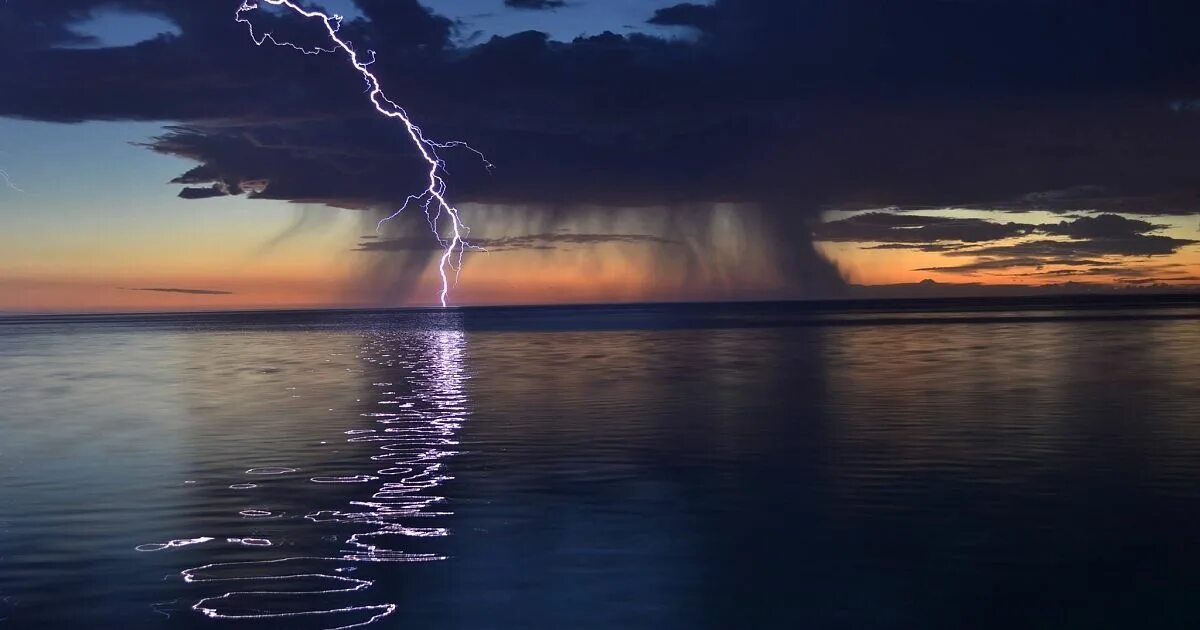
[2,0,1200,312]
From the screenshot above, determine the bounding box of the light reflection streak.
[161,323,470,628]
[246,466,298,475]
[227,537,273,547]
[183,558,395,630]
[135,537,215,553]
[311,474,379,483]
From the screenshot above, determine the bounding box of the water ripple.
[153,325,470,628]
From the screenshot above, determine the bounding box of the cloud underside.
[4,1,1200,296]
[815,212,1198,282]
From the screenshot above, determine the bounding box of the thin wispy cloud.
[125,287,233,295]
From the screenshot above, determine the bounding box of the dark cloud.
[817,211,1197,271]
[647,3,716,30]
[845,278,1200,300]
[6,0,1200,297]
[961,235,1195,259]
[355,232,680,252]
[9,1,1200,210]
[916,258,1111,275]
[1040,213,1162,239]
[915,257,1047,274]
[813,211,1198,278]
[812,213,1036,244]
[479,232,679,251]
[1018,263,1199,286]
[1119,277,1200,285]
[855,187,1200,218]
[352,236,441,252]
[972,185,1199,216]
[1033,268,1130,278]
[177,184,229,200]
[862,243,968,253]
[125,287,233,295]
[353,0,455,49]
[504,0,567,10]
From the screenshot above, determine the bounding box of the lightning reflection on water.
[140,321,470,628]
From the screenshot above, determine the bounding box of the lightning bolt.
[0,150,22,193]
[235,1,491,307]
[0,167,21,193]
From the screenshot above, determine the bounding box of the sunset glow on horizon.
[3,118,1198,314]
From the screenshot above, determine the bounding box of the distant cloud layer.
[816,212,1198,283]
[126,287,233,295]
[813,213,1036,244]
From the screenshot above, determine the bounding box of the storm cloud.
[5,0,1200,297]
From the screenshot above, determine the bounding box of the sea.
[2,296,1200,628]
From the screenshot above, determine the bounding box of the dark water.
[3,299,1200,628]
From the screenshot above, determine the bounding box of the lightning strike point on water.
[235,0,492,307]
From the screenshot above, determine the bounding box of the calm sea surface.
[3,299,1200,628]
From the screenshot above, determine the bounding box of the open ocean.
[3,297,1200,628]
